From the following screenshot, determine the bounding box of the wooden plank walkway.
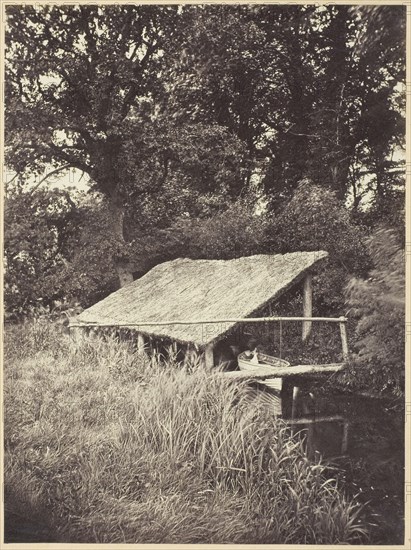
[216,363,345,380]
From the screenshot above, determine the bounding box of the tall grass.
[4,321,368,544]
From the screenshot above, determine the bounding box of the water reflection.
[280,382,349,459]
[252,377,405,544]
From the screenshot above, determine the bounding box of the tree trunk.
[117,263,134,288]
[109,195,134,288]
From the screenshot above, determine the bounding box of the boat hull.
[237,351,291,391]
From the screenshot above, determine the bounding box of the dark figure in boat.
[214,333,259,371]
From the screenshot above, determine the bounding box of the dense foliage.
[268,179,371,311]
[4,186,83,316]
[5,5,405,284]
[168,5,405,208]
[4,187,121,316]
[343,228,405,396]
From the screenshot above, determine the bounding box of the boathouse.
[72,251,347,369]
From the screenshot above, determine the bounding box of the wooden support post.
[184,344,195,369]
[137,333,145,353]
[204,342,214,370]
[69,326,83,346]
[291,385,300,420]
[297,273,313,430]
[306,422,315,460]
[281,379,294,418]
[339,318,349,359]
[302,272,313,342]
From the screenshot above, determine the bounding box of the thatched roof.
[76,251,328,347]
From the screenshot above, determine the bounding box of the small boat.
[237,350,290,392]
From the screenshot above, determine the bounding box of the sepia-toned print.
[2,3,407,547]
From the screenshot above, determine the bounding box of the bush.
[4,322,368,544]
[267,179,371,312]
[343,227,405,396]
[130,198,269,274]
[3,188,119,319]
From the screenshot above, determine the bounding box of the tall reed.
[4,321,368,544]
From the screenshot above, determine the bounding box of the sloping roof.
[76,251,328,346]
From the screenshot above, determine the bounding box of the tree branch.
[48,142,92,173]
[119,40,159,120]
[29,163,72,194]
[6,172,20,186]
[56,68,92,110]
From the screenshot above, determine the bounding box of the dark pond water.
[275,377,405,545]
[5,380,404,545]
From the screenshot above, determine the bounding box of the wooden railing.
[70,315,347,327]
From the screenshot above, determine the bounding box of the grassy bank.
[4,322,368,544]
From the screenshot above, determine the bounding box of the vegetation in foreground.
[4,322,368,544]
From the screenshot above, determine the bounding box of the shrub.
[343,227,405,396]
[130,198,268,273]
[267,179,371,312]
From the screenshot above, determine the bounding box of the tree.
[5,5,180,286]
[5,5,252,287]
[165,5,405,210]
[6,5,405,298]
[121,120,247,233]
